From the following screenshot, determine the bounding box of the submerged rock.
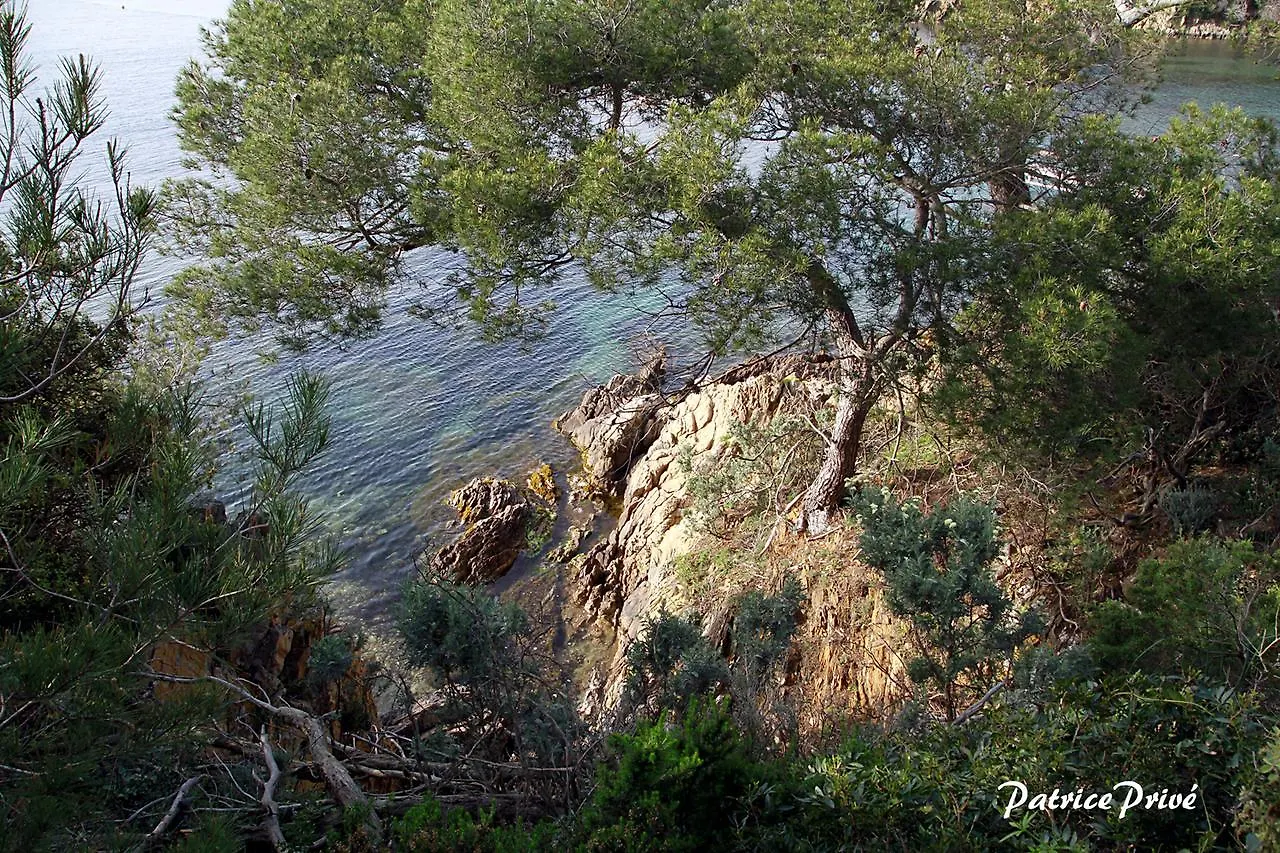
[547,522,591,564]
[430,477,531,584]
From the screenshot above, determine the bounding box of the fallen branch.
[144,671,382,841]
[145,774,203,845]
[953,681,1005,726]
[258,728,287,851]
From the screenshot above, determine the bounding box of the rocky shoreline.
[1138,2,1280,37]
[556,353,836,642]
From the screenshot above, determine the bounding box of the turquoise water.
[1131,39,1280,134]
[20,4,1280,630]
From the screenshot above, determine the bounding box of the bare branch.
[144,774,203,845]
[258,728,287,850]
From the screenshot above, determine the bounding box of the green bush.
[625,612,730,713]
[1238,727,1280,852]
[1160,485,1220,535]
[1090,537,1280,687]
[309,634,355,685]
[576,700,761,852]
[397,575,528,685]
[392,797,556,852]
[749,674,1267,851]
[850,487,1041,720]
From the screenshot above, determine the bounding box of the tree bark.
[799,262,880,534]
[989,168,1031,211]
[609,83,624,132]
[801,364,878,534]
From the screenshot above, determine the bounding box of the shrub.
[1160,485,1220,535]
[397,575,528,686]
[625,612,730,713]
[392,797,556,852]
[308,634,355,686]
[850,487,1041,720]
[577,700,760,852]
[1089,536,1280,687]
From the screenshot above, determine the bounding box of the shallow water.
[20,4,1280,634]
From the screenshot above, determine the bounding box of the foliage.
[1160,484,1221,535]
[624,579,803,721]
[395,673,1271,852]
[1089,537,1280,688]
[678,413,823,540]
[625,612,730,714]
[0,2,156,409]
[1238,727,1280,852]
[392,796,557,852]
[730,579,803,690]
[940,107,1280,505]
[309,633,356,686]
[398,572,529,687]
[0,369,338,847]
[575,699,760,853]
[169,0,1171,527]
[757,673,1268,851]
[850,487,1041,720]
[396,571,586,783]
[0,7,342,845]
[14,1,1275,848]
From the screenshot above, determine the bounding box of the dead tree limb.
[144,671,383,841]
[258,728,287,851]
[953,681,1005,726]
[145,774,203,845]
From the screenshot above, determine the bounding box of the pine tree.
[851,487,1040,721]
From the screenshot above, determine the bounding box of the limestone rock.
[430,477,531,584]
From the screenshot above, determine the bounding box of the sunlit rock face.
[560,354,861,707]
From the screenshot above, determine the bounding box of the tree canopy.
[169,0,1177,527]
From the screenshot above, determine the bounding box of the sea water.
[20,2,1280,633]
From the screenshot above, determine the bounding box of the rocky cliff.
[555,354,919,724]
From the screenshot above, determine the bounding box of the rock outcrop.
[553,351,667,496]
[555,355,945,724]
[149,608,378,739]
[430,477,531,584]
[560,354,837,645]
[526,463,559,504]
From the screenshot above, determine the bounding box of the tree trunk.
[799,261,881,534]
[609,83,624,132]
[800,364,878,534]
[989,169,1031,211]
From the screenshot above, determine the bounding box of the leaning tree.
[171,0,1170,531]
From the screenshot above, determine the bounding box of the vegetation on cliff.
[3,0,1280,850]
